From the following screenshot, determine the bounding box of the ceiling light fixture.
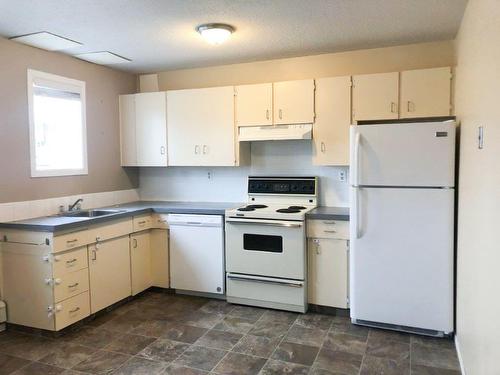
[196,23,234,45]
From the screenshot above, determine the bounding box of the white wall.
[139,141,349,206]
[454,0,500,374]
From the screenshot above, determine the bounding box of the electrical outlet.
[207,171,213,180]
[338,169,347,182]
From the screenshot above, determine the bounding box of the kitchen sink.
[60,209,126,218]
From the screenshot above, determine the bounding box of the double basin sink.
[59,209,126,218]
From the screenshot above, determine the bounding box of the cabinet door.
[150,229,169,288]
[167,89,204,166]
[235,83,273,126]
[352,72,399,121]
[167,87,236,166]
[201,86,236,166]
[273,79,315,125]
[88,236,131,313]
[308,238,349,308]
[135,92,168,166]
[130,231,152,295]
[119,94,137,166]
[313,76,351,166]
[400,67,452,118]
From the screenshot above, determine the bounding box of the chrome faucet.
[68,198,83,211]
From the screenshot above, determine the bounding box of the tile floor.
[0,291,461,374]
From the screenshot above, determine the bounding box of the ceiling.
[0,0,467,73]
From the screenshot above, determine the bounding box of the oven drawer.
[225,218,306,279]
[226,273,306,313]
[307,219,349,240]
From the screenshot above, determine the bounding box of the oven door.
[225,217,306,279]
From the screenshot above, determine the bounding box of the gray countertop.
[306,206,350,221]
[0,201,243,233]
[0,201,349,232]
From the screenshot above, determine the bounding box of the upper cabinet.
[313,76,351,166]
[352,72,399,121]
[235,83,273,127]
[235,79,315,127]
[400,67,452,118]
[167,86,243,166]
[119,92,167,167]
[273,79,315,125]
[352,68,452,122]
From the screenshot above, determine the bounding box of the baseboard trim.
[455,335,466,375]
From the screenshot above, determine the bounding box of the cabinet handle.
[68,282,79,288]
[266,109,270,120]
[407,101,414,112]
[194,145,200,154]
[320,142,326,153]
[324,229,337,233]
[390,102,397,113]
[66,258,77,264]
[323,221,336,224]
[138,220,146,225]
[66,239,78,246]
[203,145,208,154]
[133,238,138,248]
[69,307,80,314]
[91,250,97,261]
[279,109,283,119]
[160,146,165,155]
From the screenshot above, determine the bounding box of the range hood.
[238,124,312,141]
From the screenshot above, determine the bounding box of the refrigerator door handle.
[353,187,362,239]
[353,132,361,187]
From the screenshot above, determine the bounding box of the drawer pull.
[66,258,77,264]
[69,307,80,314]
[323,221,336,225]
[138,220,146,225]
[66,239,78,244]
[324,230,337,233]
[68,283,79,288]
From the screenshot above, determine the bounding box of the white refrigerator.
[349,121,455,336]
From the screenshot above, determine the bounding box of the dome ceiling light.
[196,23,234,45]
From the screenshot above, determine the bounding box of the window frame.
[27,69,88,178]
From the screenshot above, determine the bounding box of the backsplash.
[0,189,139,222]
[139,141,350,206]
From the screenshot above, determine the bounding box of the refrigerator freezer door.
[350,122,456,187]
[350,187,454,333]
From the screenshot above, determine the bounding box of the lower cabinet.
[130,230,153,295]
[308,237,349,308]
[88,236,132,313]
[150,228,170,288]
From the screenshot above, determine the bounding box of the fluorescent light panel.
[10,31,82,51]
[76,51,131,65]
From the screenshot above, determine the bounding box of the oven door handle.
[226,218,303,228]
[227,274,304,288]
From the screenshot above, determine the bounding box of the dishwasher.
[167,214,225,294]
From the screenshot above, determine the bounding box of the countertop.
[0,201,242,233]
[0,201,349,232]
[306,206,350,221]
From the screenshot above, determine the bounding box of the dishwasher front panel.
[169,218,224,294]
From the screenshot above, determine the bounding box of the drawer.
[53,230,90,253]
[90,218,133,242]
[226,273,306,313]
[133,215,152,231]
[307,219,349,240]
[54,268,90,303]
[151,214,168,229]
[52,247,88,277]
[54,291,90,331]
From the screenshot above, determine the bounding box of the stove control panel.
[248,177,316,195]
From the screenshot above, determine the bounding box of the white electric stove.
[225,176,317,313]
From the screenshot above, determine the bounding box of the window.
[28,69,87,177]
